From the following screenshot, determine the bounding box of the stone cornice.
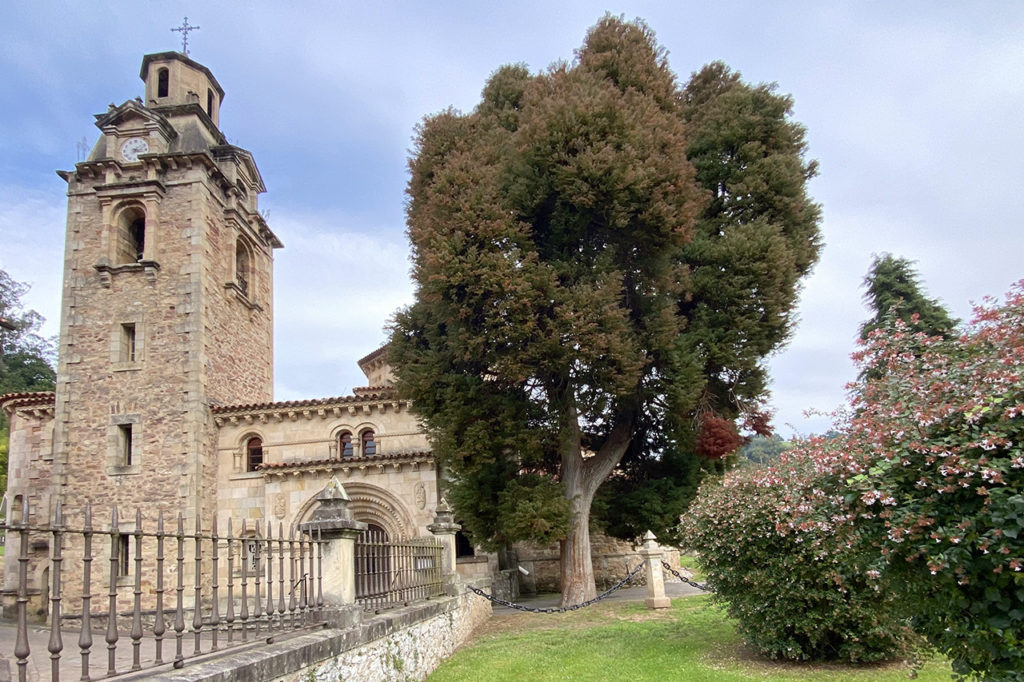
[212,390,403,425]
[0,391,56,418]
[73,151,227,191]
[223,207,282,250]
[258,451,434,479]
[357,344,388,370]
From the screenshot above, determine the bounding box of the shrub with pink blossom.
[820,281,1024,680]
[680,453,913,662]
[683,281,1024,679]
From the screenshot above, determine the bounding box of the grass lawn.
[429,595,952,681]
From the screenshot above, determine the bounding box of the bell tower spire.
[51,51,281,538]
[141,52,224,126]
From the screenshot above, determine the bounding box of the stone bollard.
[640,530,670,610]
[427,497,461,593]
[298,477,367,621]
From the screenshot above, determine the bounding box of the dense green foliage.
[737,435,791,465]
[685,280,1024,680]
[680,459,913,662]
[859,253,956,341]
[389,15,820,596]
[0,269,57,495]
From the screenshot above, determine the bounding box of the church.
[2,49,658,610]
[1,50,450,603]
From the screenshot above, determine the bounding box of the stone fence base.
[147,580,491,682]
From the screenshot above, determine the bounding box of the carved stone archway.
[294,481,414,540]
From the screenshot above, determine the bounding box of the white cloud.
[0,186,66,336]
[269,209,414,398]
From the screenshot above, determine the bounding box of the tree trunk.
[559,459,601,606]
[558,409,634,607]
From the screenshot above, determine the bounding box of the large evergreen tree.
[860,253,956,341]
[389,16,821,604]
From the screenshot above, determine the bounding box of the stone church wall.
[1,397,56,614]
[199,189,274,408]
[214,397,436,540]
[515,534,681,592]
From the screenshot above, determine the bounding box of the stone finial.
[318,476,350,502]
[642,530,658,551]
[431,496,457,528]
[298,477,366,539]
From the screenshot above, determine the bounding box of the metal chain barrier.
[465,560,646,614]
[661,560,711,592]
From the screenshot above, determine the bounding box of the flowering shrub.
[684,281,1024,679]
[680,455,912,662]
[814,281,1024,680]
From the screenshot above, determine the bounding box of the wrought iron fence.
[354,530,443,612]
[0,497,327,681]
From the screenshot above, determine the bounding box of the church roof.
[211,388,401,416]
[0,391,55,416]
[357,344,388,369]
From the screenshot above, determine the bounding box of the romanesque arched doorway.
[294,481,414,540]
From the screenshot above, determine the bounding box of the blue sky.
[2,2,1023,435]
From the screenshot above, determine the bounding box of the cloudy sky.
[2,3,1022,436]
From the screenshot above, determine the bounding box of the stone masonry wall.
[516,533,681,592]
[215,398,435,538]
[1,402,55,617]
[53,160,252,608]
[148,585,492,681]
[273,589,491,682]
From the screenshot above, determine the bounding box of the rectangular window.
[119,423,133,466]
[117,534,131,576]
[120,323,136,363]
[244,538,261,573]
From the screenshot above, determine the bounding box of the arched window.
[157,68,169,98]
[361,430,376,457]
[246,436,263,472]
[235,239,251,296]
[207,89,214,117]
[116,206,146,264]
[338,431,353,458]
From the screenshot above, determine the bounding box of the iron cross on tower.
[171,17,200,55]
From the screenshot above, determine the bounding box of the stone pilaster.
[427,497,460,588]
[298,478,367,609]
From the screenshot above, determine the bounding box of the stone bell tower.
[51,51,283,530]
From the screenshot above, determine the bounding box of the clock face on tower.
[120,137,149,162]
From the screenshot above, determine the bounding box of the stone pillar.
[298,477,367,607]
[640,530,670,610]
[427,497,461,588]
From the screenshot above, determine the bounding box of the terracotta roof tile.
[212,389,399,414]
[357,344,389,368]
[0,391,56,414]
